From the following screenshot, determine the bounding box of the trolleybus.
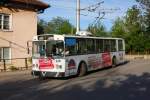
[31,33,125,78]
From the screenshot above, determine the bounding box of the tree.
[136,0,150,53]
[111,6,145,53]
[45,17,75,35]
[124,6,143,53]
[111,18,126,38]
[37,19,47,35]
[125,6,142,34]
[87,22,108,37]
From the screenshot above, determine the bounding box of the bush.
[10,66,19,71]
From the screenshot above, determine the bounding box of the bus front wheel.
[78,62,87,77]
[38,72,46,80]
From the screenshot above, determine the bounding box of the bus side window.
[77,38,87,54]
[111,40,116,52]
[86,39,96,54]
[104,39,111,52]
[65,38,77,56]
[96,39,104,53]
[96,39,99,52]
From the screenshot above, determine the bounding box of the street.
[0,59,150,100]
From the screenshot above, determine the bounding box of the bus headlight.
[56,65,62,69]
[32,64,38,68]
[36,64,38,68]
[32,64,35,67]
[56,59,61,63]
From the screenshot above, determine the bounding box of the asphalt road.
[0,59,150,100]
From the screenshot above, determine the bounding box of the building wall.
[0,7,37,60]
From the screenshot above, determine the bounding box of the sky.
[39,0,137,31]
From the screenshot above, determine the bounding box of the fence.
[125,55,150,60]
[0,58,32,72]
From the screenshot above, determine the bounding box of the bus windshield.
[32,40,64,58]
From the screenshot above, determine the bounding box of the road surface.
[0,59,150,100]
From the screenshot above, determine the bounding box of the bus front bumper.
[31,71,65,77]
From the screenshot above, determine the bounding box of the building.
[0,0,49,69]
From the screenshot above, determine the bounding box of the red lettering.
[39,58,54,69]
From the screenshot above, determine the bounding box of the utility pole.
[76,0,80,32]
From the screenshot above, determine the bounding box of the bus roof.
[36,34,124,40]
[64,35,123,40]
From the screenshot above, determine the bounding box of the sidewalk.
[0,69,31,77]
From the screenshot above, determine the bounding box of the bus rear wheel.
[78,62,87,77]
[112,57,117,67]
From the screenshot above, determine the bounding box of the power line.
[79,1,120,26]
[80,1,104,12]
[49,0,121,28]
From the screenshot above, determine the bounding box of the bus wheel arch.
[77,61,87,77]
[112,56,117,67]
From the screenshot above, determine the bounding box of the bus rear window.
[118,40,124,51]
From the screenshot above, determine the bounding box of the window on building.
[0,14,11,30]
[0,47,11,62]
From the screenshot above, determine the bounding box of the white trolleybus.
[31,32,125,78]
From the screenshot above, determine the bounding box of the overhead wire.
[49,0,121,26]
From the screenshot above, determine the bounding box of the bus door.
[65,38,78,76]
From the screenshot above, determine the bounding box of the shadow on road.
[0,71,150,100]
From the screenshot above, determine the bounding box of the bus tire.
[112,56,117,67]
[38,73,46,80]
[78,62,87,77]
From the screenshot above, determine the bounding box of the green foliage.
[111,5,149,54]
[136,0,150,34]
[125,6,142,33]
[45,17,75,35]
[87,22,108,37]
[37,19,47,35]
[111,18,126,38]
[37,17,76,35]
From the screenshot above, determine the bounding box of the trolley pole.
[76,0,80,33]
